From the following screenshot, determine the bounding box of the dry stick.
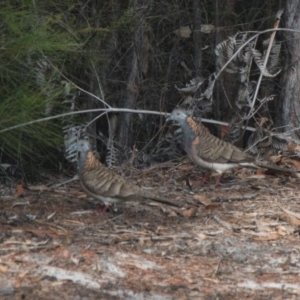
[213,215,241,231]
[210,193,258,203]
[84,111,107,129]
[3,105,300,146]
[44,56,111,109]
[0,108,164,133]
[247,9,283,119]
[246,135,271,153]
[48,56,115,137]
[215,28,300,80]
[50,175,79,188]
[4,103,300,145]
[214,27,300,130]
[214,257,223,276]
[0,107,256,134]
[85,61,117,140]
[1,29,300,136]
[213,26,300,144]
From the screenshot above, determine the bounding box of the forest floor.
[1,163,300,300]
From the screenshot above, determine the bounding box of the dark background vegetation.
[1,0,299,181]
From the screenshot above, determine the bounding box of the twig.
[215,27,299,81]
[248,10,283,118]
[50,175,79,188]
[0,107,256,134]
[210,193,258,202]
[213,215,241,231]
[214,256,222,276]
[45,56,111,109]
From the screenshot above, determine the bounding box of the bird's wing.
[192,123,253,163]
[80,152,140,199]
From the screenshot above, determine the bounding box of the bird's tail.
[142,190,183,207]
[255,160,295,173]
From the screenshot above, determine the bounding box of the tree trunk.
[214,0,237,121]
[276,2,300,139]
[193,0,202,77]
[116,0,150,150]
[87,1,106,143]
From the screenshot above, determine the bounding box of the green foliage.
[0,0,284,178]
[0,1,80,179]
[113,7,136,31]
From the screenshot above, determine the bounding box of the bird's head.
[76,140,91,153]
[166,108,189,123]
[67,139,91,154]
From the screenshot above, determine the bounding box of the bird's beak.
[166,114,174,122]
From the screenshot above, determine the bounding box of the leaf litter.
[1,163,300,299]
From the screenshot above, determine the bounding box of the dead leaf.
[77,193,87,199]
[281,158,300,171]
[205,204,221,210]
[61,248,71,259]
[186,177,193,189]
[173,26,192,38]
[182,207,198,218]
[63,220,85,226]
[174,24,215,37]
[256,168,268,175]
[0,264,8,273]
[278,205,300,220]
[193,194,212,206]
[15,184,25,197]
[70,255,83,266]
[28,184,48,191]
[178,164,194,171]
[200,24,215,34]
[19,270,29,278]
[282,214,300,226]
[277,227,288,236]
[66,189,87,198]
[281,255,291,270]
[259,117,270,127]
[167,210,178,217]
[28,229,60,239]
[220,125,228,140]
[287,141,300,154]
[14,277,22,288]
[269,155,283,164]
[195,233,207,240]
[254,233,281,241]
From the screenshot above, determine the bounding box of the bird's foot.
[95,203,118,214]
[214,174,223,186]
[95,205,110,213]
[199,171,211,185]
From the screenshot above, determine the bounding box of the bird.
[71,140,182,210]
[166,108,294,185]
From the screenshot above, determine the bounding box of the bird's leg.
[95,203,118,214]
[95,204,110,213]
[215,174,223,186]
[199,171,211,184]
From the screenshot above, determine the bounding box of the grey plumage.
[167,108,294,183]
[74,140,181,207]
